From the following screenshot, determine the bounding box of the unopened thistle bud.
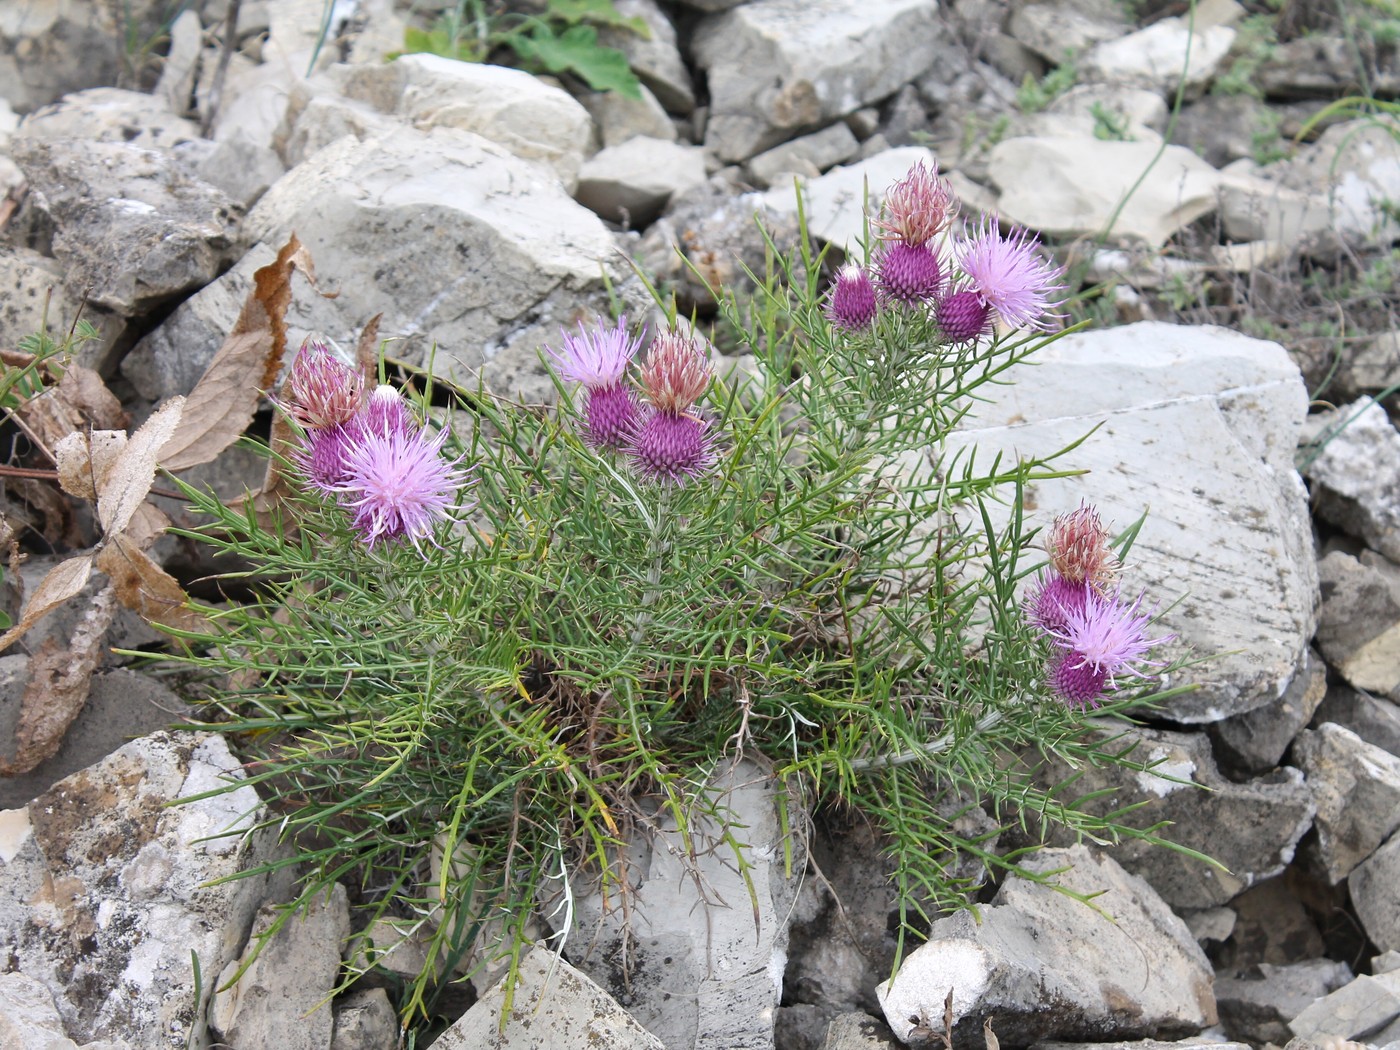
[284,339,365,430]
[1047,503,1119,593]
[876,241,943,304]
[874,160,956,247]
[826,264,878,330]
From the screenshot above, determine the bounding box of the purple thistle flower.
[354,384,416,440]
[954,216,1067,332]
[876,241,943,304]
[1048,502,1120,592]
[283,339,365,431]
[297,424,354,492]
[1043,589,1173,709]
[826,264,878,330]
[548,317,643,448]
[640,329,713,415]
[874,161,956,247]
[1025,573,1091,634]
[936,289,993,343]
[627,408,716,485]
[334,423,469,551]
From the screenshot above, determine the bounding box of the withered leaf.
[243,405,299,535]
[0,553,93,654]
[97,397,184,537]
[0,582,116,776]
[123,502,171,552]
[97,534,207,635]
[58,365,126,430]
[55,429,127,501]
[160,234,327,472]
[356,312,383,385]
[15,386,81,458]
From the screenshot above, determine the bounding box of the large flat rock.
[941,322,1316,723]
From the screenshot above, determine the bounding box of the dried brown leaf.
[357,313,383,385]
[123,502,171,551]
[97,535,207,635]
[58,365,126,429]
[97,397,184,537]
[0,553,93,654]
[0,582,115,776]
[15,386,81,457]
[982,1018,999,1050]
[55,429,128,500]
[160,234,327,472]
[242,406,300,535]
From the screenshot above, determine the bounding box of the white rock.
[1293,723,1400,883]
[575,136,708,226]
[1044,84,1170,137]
[878,846,1215,1044]
[939,322,1316,723]
[1082,18,1237,95]
[988,137,1224,247]
[600,0,695,114]
[16,86,201,150]
[1007,2,1130,64]
[580,82,677,148]
[1283,119,1400,244]
[1218,169,1334,244]
[435,947,664,1049]
[0,972,84,1050]
[1289,969,1400,1044]
[156,8,202,118]
[1301,397,1400,563]
[747,123,860,188]
[694,0,943,162]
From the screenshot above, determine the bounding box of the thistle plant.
[165,162,1197,1028]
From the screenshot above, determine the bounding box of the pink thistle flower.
[874,161,956,246]
[1025,573,1091,634]
[283,339,365,430]
[875,241,943,304]
[1047,502,1119,593]
[936,289,993,343]
[353,384,416,440]
[954,216,1067,332]
[548,317,643,448]
[334,423,469,551]
[296,424,354,492]
[627,407,716,485]
[639,329,713,415]
[826,264,879,330]
[1044,589,1173,709]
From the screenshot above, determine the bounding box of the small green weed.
[1212,14,1278,99]
[1016,55,1078,114]
[1090,102,1133,141]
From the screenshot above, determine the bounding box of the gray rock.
[211,884,351,1050]
[242,125,632,404]
[821,1012,900,1049]
[11,138,240,317]
[776,1003,832,1050]
[0,971,135,1049]
[1181,906,1236,948]
[599,0,695,115]
[1289,970,1400,1044]
[1340,330,1400,399]
[569,760,799,1050]
[1081,18,1237,95]
[746,124,860,189]
[1211,648,1327,775]
[877,846,1216,1046]
[173,136,288,210]
[1279,119,1400,245]
[1170,94,1278,168]
[1302,399,1400,565]
[330,988,399,1050]
[693,0,943,162]
[1215,960,1355,1045]
[435,947,663,1049]
[0,730,278,1048]
[940,322,1316,724]
[1007,2,1130,64]
[1034,1042,1251,1050]
[1350,831,1400,953]
[0,661,194,811]
[1259,36,1400,101]
[1314,551,1400,701]
[579,83,677,148]
[156,8,202,119]
[15,87,202,150]
[1026,726,1314,909]
[1291,722,1400,883]
[0,246,113,370]
[1217,169,1335,246]
[987,137,1224,247]
[1312,684,1400,759]
[1215,877,1325,971]
[575,136,709,226]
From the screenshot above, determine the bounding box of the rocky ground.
[1,0,1399,1048]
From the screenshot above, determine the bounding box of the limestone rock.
[1312,685,1400,760]
[1313,551,1400,701]
[1350,832,1400,954]
[1215,960,1355,1046]
[1289,970,1400,1044]
[694,0,943,162]
[330,988,399,1050]
[569,760,799,1050]
[1211,648,1327,775]
[0,971,135,1050]
[0,246,107,369]
[1341,330,1400,399]
[580,83,677,148]
[1034,1042,1250,1050]
[1008,2,1130,64]
[1082,18,1237,95]
[747,124,861,189]
[1218,170,1335,245]
[1291,722,1400,883]
[822,1013,901,1049]
[987,137,1224,247]
[941,322,1316,723]
[211,884,351,1050]
[1302,399,1400,564]
[242,125,629,403]
[1260,36,1400,101]
[435,947,664,1049]
[0,731,277,1048]
[1216,878,1325,971]
[1026,726,1314,909]
[1281,120,1400,244]
[16,87,201,150]
[575,137,708,226]
[10,138,240,317]
[599,0,696,115]
[877,846,1215,1046]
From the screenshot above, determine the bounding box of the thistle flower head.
[334,422,469,552]
[874,160,956,246]
[627,407,716,485]
[1025,573,1091,634]
[355,384,416,440]
[1047,503,1119,593]
[581,383,640,450]
[548,316,642,390]
[640,329,714,414]
[826,264,878,330]
[284,339,365,430]
[1044,589,1173,708]
[956,215,1067,332]
[936,289,993,343]
[876,241,943,304]
[297,424,354,493]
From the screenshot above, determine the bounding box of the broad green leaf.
[511,25,643,99]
